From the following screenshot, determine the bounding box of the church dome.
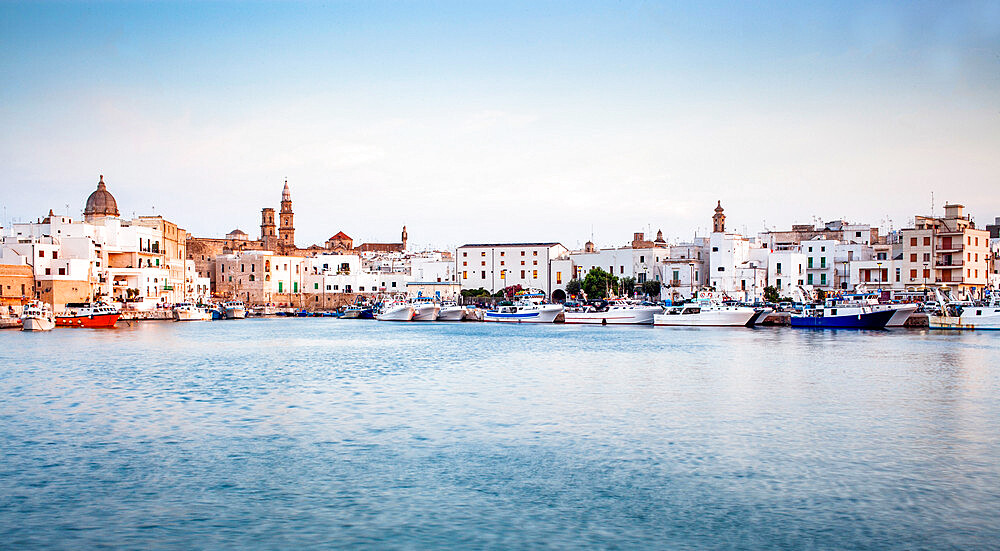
[84,175,119,218]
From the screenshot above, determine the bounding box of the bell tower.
[401,225,408,251]
[278,179,295,248]
[712,201,726,233]
[261,208,276,250]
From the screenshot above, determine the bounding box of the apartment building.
[901,204,990,299]
[456,242,568,299]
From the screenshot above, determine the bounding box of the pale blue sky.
[2,1,998,250]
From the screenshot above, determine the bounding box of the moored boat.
[928,292,1000,330]
[21,302,55,331]
[484,291,562,323]
[653,294,756,327]
[564,299,662,325]
[408,296,440,321]
[56,302,120,328]
[375,299,414,321]
[173,303,212,321]
[790,305,894,329]
[223,300,246,319]
[437,301,467,321]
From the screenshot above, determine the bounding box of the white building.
[768,249,807,295]
[215,250,307,305]
[456,242,569,299]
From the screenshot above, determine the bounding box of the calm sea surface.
[1,320,999,549]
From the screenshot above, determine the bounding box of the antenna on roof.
[931,191,934,217]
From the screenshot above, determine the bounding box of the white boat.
[375,299,414,321]
[223,300,246,319]
[21,302,55,331]
[173,303,211,321]
[437,301,467,321]
[484,291,562,323]
[928,291,1000,330]
[408,296,440,321]
[563,299,662,325]
[653,294,756,327]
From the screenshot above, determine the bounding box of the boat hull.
[654,308,756,327]
[224,307,246,319]
[55,313,120,328]
[928,314,1000,330]
[437,306,467,321]
[174,310,211,321]
[377,305,414,321]
[790,309,894,329]
[484,305,562,323]
[22,316,55,331]
[564,306,661,325]
[411,304,440,321]
[878,304,918,327]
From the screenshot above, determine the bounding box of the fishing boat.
[484,291,562,323]
[375,298,414,321]
[653,294,757,327]
[790,303,895,329]
[437,301,467,321]
[928,291,1000,330]
[835,293,917,327]
[173,303,211,321]
[56,302,120,328]
[223,300,246,319]
[408,296,440,321]
[21,301,55,331]
[564,299,662,325]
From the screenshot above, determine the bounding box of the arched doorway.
[552,289,566,303]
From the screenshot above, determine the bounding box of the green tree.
[565,278,582,298]
[461,288,491,298]
[642,280,661,299]
[620,277,636,297]
[582,268,615,300]
[763,285,780,303]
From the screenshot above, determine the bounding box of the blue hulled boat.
[791,305,895,329]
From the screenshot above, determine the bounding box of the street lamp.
[923,262,928,301]
[689,262,695,300]
[876,261,883,294]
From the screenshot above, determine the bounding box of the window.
[38,250,44,258]
[533,251,538,256]
[923,269,930,279]
[620,266,624,274]
[910,254,917,262]
[481,252,485,257]
[481,271,486,279]
[58,267,65,275]
[500,251,505,256]
[712,247,719,252]
[776,262,782,275]
[532,270,538,279]
[923,253,930,262]
[314,283,319,290]
[533,260,537,266]
[856,231,862,238]
[895,268,900,282]
[520,261,525,266]
[924,237,931,246]
[717,267,725,271]
[556,271,562,284]
[462,271,467,279]
[640,256,645,262]
[808,257,813,268]
[249,274,255,281]
[910,269,917,278]
[481,261,485,266]
[391,282,396,288]
[500,261,505,266]
[808,246,813,252]
[520,251,525,256]
[520,270,525,278]
[463,252,467,257]
[52,251,58,259]
[44,268,51,275]
[910,237,918,246]
[820,258,826,268]
[821,247,826,252]
[462,261,467,266]
[821,274,827,285]
[807,274,813,285]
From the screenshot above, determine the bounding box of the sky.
[2,1,998,251]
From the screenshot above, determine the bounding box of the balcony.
[935,260,963,268]
[668,280,681,286]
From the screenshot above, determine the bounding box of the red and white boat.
[55,302,121,328]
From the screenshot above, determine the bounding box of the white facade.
[216,251,307,304]
[569,247,669,284]
[768,250,807,293]
[457,242,569,299]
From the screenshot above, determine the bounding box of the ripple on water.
[0,320,999,549]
